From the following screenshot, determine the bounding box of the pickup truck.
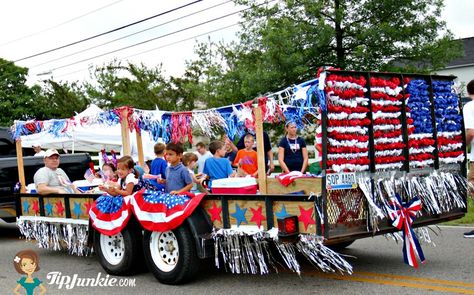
[0,127,91,222]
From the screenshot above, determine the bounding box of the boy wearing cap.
[32,143,46,157]
[33,149,80,194]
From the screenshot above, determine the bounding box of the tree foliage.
[0,59,36,125]
[84,60,175,111]
[32,79,90,120]
[198,0,463,102]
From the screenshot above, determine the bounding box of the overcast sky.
[0,0,473,85]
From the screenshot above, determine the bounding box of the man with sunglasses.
[33,149,80,194]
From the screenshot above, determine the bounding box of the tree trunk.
[334,0,345,68]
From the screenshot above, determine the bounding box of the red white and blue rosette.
[89,194,132,236]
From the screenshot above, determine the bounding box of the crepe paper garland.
[325,74,371,172]
[327,126,368,134]
[432,80,464,165]
[405,79,436,168]
[370,77,407,170]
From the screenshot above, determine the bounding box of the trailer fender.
[184,206,214,259]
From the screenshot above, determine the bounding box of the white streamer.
[327,126,368,134]
[372,111,401,119]
[374,136,403,144]
[328,138,368,148]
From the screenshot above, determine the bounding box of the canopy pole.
[15,139,27,193]
[254,106,267,194]
[120,108,131,156]
[135,131,145,167]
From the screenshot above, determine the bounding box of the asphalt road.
[1,223,473,295]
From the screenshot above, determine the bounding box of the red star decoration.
[56,200,65,216]
[207,201,222,222]
[250,206,266,228]
[298,205,315,230]
[84,200,93,213]
[32,199,40,214]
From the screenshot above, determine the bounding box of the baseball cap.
[32,142,41,148]
[44,149,60,158]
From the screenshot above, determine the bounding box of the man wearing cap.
[32,143,46,157]
[33,149,80,194]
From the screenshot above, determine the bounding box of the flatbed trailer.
[15,70,468,285]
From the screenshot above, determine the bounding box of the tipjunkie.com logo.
[46,271,136,289]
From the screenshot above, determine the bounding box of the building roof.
[446,37,474,68]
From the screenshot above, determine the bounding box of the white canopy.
[20,104,158,161]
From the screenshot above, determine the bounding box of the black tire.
[327,240,355,251]
[94,224,143,276]
[143,224,199,285]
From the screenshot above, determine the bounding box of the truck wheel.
[94,227,142,276]
[143,224,199,285]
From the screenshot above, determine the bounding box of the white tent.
[20,104,158,161]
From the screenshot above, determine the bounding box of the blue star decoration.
[73,202,82,218]
[22,200,29,214]
[275,204,290,219]
[45,202,53,216]
[230,204,247,227]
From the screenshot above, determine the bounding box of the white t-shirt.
[34,150,46,157]
[197,151,212,173]
[463,100,474,160]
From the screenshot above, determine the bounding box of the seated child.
[99,156,139,196]
[233,134,258,177]
[203,140,236,187]
[97,163,118,182]
[163,143,193,195]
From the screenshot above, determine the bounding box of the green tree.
[0,59,36,125]
[198,0,463,101]
[84,60,173,110]
[32,79,90,120]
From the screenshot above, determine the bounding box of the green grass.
[443,198,474,225]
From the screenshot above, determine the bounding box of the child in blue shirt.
[163,143,193,195]
[146,142,167,191]
[203,140,236,187]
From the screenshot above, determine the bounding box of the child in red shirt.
[233,134,258,177]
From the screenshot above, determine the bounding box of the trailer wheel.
[94,227,142,276]
[143,224,199,285]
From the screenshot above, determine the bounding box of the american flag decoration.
[129,189,205,232]
[386,193,425,268]
[84,168,95,183]
[89,195,131,236]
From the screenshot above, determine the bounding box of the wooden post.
[135,130,145,167]
[15,139,27,193]
[254,106,267,194]
[120,108,131,156]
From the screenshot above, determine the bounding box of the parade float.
[12,69,468,285]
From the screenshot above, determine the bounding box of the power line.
[41,9,243,73]
[30,0,233,69]
[0,0,125,47]
[54,22,240,79]
[12,0,203,63]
